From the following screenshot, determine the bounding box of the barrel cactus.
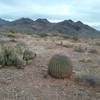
[48,54,73,79]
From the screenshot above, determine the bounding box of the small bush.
[0,45,24,68]
[72,36,79,41]
[62,35,71,39]
[9,30,16,34]
[79,57,92,63]
[38,33,48,37]
[23,49,36,64]
[88,48,98,54]
[62,43,73,48]
[74,46,85,52]
[10,39,17,42]
[75,74,100,87]
[48,54,73,79]
[0,44,36,69]
[95,41,100,46]
[7,32,16,38]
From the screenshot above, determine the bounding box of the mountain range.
[0,18,99,37]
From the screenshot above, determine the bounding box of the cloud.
[0,0,71,21]
[0,0,100,30]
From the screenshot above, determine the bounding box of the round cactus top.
[49,54,72,67]
[48,54,73,78]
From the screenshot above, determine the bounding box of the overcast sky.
[0,0,100,30]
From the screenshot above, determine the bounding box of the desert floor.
[0,33,100,100]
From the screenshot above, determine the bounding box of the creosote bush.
[48,54,73,79]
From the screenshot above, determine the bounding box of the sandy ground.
[0,34,100,100]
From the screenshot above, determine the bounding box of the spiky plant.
[0,45,24,68]
[48,54,73,79]
[23,49,36,64]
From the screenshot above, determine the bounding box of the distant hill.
[0,18,9,26]
[0,18,99,37]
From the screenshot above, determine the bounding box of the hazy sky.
[0,0,100,30]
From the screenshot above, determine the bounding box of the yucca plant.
[48,54,73,79]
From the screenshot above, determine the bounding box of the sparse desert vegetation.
[0,42,36,69]
[75,73,100,87]
[0,33,99,100]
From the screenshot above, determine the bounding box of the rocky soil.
[0,34,100,100]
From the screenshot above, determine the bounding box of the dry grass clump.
[0,44,36,69]
[7,32,16,38]
[62,35,71,39]
[72,36,79,41]
[9,39,17,42]
[55,41,74,48]
[95,41,100,46]
[0,45,24,68]
[79,57,92,63]
[75,73,100,87]
[74,45,85,53]
[88,48,98,54]
[62,43,74,48]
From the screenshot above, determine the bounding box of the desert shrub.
[74,46,85,52]
[55,41,63,46]
[38,33,48,37]
[95,41,100,46]
[16,44,36,64]
[7,32,16,38]
[0,44,36,68]
[88,48,98,54]
[23,49,36,64]
[0,45,24,68]
[75,74,100,87]
[10,39,17,42]
[56,41,73,48]
[16,43,36,64]
[72,36,79,41]
[79,57,92,63]
[62,43,73,48]
[48,54,73,79]
[62,35,71,39]
[9,30,16,34]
